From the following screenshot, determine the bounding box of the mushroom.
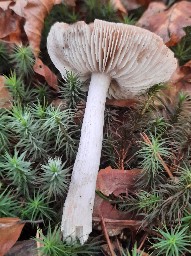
[47,19,177,244]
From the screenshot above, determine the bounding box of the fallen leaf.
[120,0,141,11]
[0,217,25,256]
[171,60,191,94]
[96,166,141,196]
[33,58,58,90]
[120,0,151,11]
[106,98,138,108]
[93,167,143,236]
[0,8,22,44]
[0,1,12,11]
[0,76,12,109]
[5,240,37,256]
[110,0,127,14]
[64,0,76,6]
[11,0,62,56]
[137,1,191,46]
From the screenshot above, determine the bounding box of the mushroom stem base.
[61,73,111,244]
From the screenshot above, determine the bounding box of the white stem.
[61,73,111,244]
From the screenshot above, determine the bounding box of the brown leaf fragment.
[171,60,191,94]
[137,1,191,46]
[0,217,25,256]
[93,167,143,236]
[106,98,138,108]
[120,0,152,11]
[0,1,12,11]
[96,166,141,196]
[120,0,141,11]
[33,58,58,90]
[93,195,143,236]
[64,0,76,6]
[110,0,127,14]
[10,0,62,56]
[0,8,22,44]
[0,76,12,109]
[6,240,37,256]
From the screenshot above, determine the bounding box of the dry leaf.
[10,0,62,56]
[106,98,138,108]
[0,8,22,44]
[96,166,141,196]
[120,0,141,11]
[0,76,12,109]
[171,60,191,94]
[120,0,151,11]
[0,217,25,256]
[137,1,191,46]
[110,0,127,13]
[64,0,76,6]
[93,167,142,235]
[5,240,37,256]
[0,1,12,10]
[33,58,58,90]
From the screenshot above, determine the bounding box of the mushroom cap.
[47,19,177,98]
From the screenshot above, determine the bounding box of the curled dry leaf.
[137,1,191,46]
[0,76,12,109]
[10,0,62,56]
[33,58,58,90]
[0,217,25,256]
[0,8,22,44]
[110,0,127,14]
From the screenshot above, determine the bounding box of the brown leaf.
[0,8,22,44]
[0,1,12,11]
[120,0,151,11]
[93,195,142,236]
[106,98,138,108]
[5,240,37,256]
[171,60,191,94]
[64,0,76,6]
[137,1,191,46]
[110,0,127,14]
[93,168,143,235]
[96,166,141,196]
[0,217,25,256]
[0,76,12,109]
[33,58,58,90]
[11,0,62,56]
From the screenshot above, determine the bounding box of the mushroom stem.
[61,73,111,244]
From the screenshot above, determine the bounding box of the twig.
[138,232,148,251]
[100,214,116,256]
[36,227,43,256]
[140,132,174,179]
[116,238,123,256]
[20,219,43,224]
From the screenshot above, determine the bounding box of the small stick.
[116,238,123,256]
[20,219,43,224]
[100,214,116,256]
[137,232,150,255]
[36,227,43,256]
[140,132,174,179]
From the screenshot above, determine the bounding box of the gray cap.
[47,19,177,98]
